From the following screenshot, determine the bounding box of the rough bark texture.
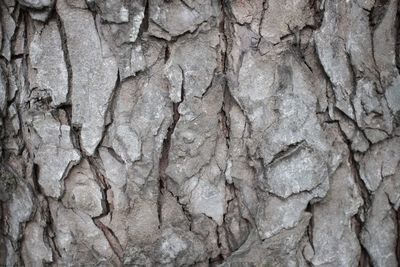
[1,0,400,266]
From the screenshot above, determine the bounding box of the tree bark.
[1,0,400,266]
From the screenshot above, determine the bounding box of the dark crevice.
[8,5,24,60]
[0,9,38,266]
[258,0,267,39]
[164,44,170,63]
[179,0,194,11]
[158,59,185,228]
[370,0,391,30]
[344,51,362,117]
[209,2,241,265]
[46,200,61,261]
[55,11,73,106]
[219,0,231,154]
[305,202,314,250]
[336,121,373,266]
[139,0,150,35]
[87,157,110,215]
[219,84,230,149]
[88,157,123,265]
[93,219,123,265]
[312,0,325,29]
[210,224,226,266]
[70,124,83,154]
[366,5,384,91]
[267,141,305,166]
[359,241,373,267]
[32,163,43,194]
[351,207,372,266]
[209,254,224,266]
[334,107,372,147]
[97,71,121,152]
[336,120,371,209]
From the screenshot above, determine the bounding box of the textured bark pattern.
[1,0,400,266]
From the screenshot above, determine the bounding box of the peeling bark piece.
[98,147,131,246]
[165,30,219,97]
[125,43,147,75]
[19,0,54,21]
[29,20,68,107]
[105,63,169,168]
[56,0,118,155]
[192,215,221,259]
[353,79,392,143]
[373,0,399,87]
[383,165,400,209]
[385,78,400,115]
[4,180,34,243]
[65,0,87,9]
[93,0,130,23]
[165,30,224,186]
[165,93,224,185]
[111,124,141,164]
[148,0,216,40]
[21,221,53,266]
[49,201,119,265]
[230,50,276,132]
[228,0,262,25]
[160,191,190,230]
[372,0,400,118]
[256,194,312,239]
[184,177,225,225]
[346,3,376,81]
[359,137,400,191]
[315,0,355,119]
[361,187,398,267]
[260,0,314,44]
[62,159,104,217]
[311,157,363,267]
[8,104,19,134]
[99,147,127,189]
[18,0,53,9]
[223,197,251,252]
[337,112,370,153]
[232,51,330,164]
[28,112,80,198]
[263,145,328,198]
[12,18,25,57]
[5,239,18,267]
[165,63,183,103]
[96,0,154,80]
[123,200,160,253]
[99,62,170,261]
[153,228,207,266]
[0,2,16,60]
[227,30,332,243]
[28,9,53,22]
[221,215,311,266]
[0,68,6,113]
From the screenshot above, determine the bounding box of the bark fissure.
[158,61,186,228]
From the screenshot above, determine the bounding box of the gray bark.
[1,0,400,266]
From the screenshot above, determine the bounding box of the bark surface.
[1,0,400,266]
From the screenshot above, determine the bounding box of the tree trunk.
[1,0,400,266]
